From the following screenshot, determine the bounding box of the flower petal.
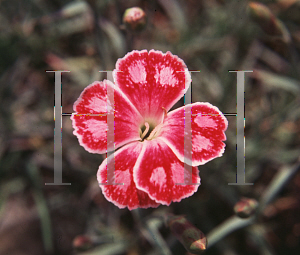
[114,50,191,124]
[159,102,228,166]
[97,141,159,210]
[71,80,144,154]
[133,138,200,205]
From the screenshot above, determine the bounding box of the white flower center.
[139,107,167,141]
[139,122,162,141]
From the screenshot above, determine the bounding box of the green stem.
[27,162,53,254]
[207,159,300,248]
[207,216,255,248]
[132,209,172,255]
[146,217,172,255]
[257,160,300,213]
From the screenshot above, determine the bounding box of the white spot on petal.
[128,60,147,83]
[115,169,131,186]
[85,119,107,139]
[170,162,184,183]
[87,96,112,112]
[150,167,166,190]
[155,66,177,87]
[193,134,212,152]
[194,115,217,128]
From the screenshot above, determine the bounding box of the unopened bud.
[72,235,93,251]
[166,214,207,254]
[234,197,258,218]
[123,7,147,31]
[248,2,285,36]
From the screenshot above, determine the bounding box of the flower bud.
[72,235,93,251]
[248,2,285,36]
[166,214,207,254]
[123,7,147,31]
[234,197,258,218]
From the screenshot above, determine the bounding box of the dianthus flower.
[71,50,228,210]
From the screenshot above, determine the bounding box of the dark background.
[0,0,299,254]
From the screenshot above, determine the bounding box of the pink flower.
[71,50,228,210]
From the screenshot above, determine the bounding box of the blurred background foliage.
[0,0,300,254]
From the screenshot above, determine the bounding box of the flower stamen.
[147,123,163,140]
[140,122,150,140]
[162,107,167,117]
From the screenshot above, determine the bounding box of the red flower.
[71,50,228,210]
